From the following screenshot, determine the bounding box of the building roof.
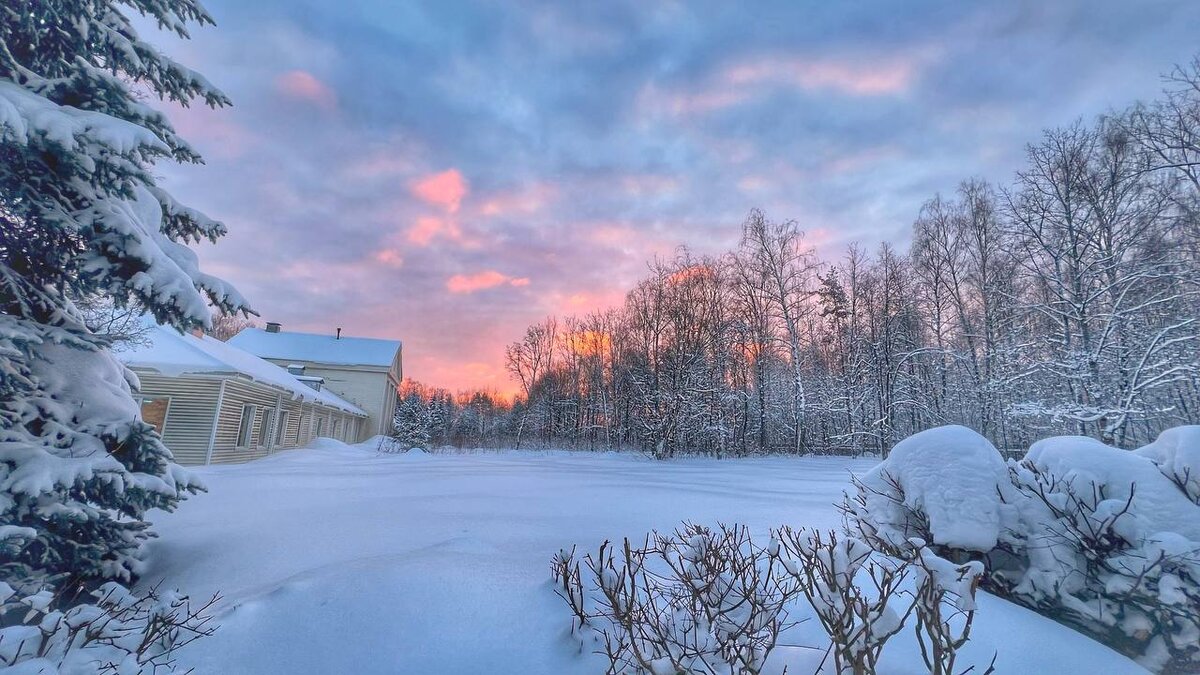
[116,324,367,416]
[229,328,402,369]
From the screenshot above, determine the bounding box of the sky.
[149,0,1200,395]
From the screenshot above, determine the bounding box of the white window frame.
[237,404,257,448]
[259,408,275,449]
[275,410,290,448]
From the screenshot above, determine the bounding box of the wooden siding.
[210,378,283,464]
[136,371,368,466]
[208,378,367,465]
[259,358,396,442]
[280,399,303,448]
[132,373,222,466]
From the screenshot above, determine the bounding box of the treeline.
[391,380,514,449]
[395,58,1200,457]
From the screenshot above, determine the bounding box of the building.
[116,323,368,465]
[229,324,402,441]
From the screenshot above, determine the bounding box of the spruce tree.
[0,1,248,591]
[392,393,432,449]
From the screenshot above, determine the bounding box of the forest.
[393,58,1200,457]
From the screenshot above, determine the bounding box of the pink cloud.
[583,221,676,256]
[446,270,530,294]
[372,248,404,268]
[529,286,629,316]
[640,51,933,118]
[587,223,639,246]
[737,175,771,193]
[411,169,468,213]
[275,70,337,109]
[407,354,519,397]
[722,56,918,96]
[406,215,464,246]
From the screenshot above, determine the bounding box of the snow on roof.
[229,328,402,368]
[116,324,367,416]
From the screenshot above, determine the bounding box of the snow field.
[143,440,1146,674]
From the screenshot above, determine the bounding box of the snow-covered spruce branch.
[2,0,249,594]
[0,581,219,674]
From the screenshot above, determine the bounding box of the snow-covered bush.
[1007,437,1200,672]
[0,0,248,591]
[845,425,1200,673]
[1136,426,1200,504]
[551,524,802,675]
[841,426,1016,558]
[0,580,218,674]
[774,528,912,675]
[908,544,991,675]
[553,523,992,675]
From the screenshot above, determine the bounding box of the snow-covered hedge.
[843,425,1200,673]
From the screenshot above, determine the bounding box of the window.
[275,411,289,448]
[315,416,324,437]
[237,405,257,448]
[332,418,341,440]
[259,408,275,448]
[140,396,171,433]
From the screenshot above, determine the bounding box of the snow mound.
[860,425,1010,551]
[1025,435,1200,542]
[352,435,396,452]
[1134,426,1200,504]
[306,437,354,452]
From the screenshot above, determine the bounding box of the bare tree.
[740,210,821,454]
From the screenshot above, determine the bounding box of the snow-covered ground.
[144,439,1147,674]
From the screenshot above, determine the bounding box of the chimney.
[266,322,282,333]
[336,327,342,340]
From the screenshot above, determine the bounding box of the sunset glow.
[148,1,1200,395]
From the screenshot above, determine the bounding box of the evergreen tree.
[391,393,432,449]
[0,0,248,590]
